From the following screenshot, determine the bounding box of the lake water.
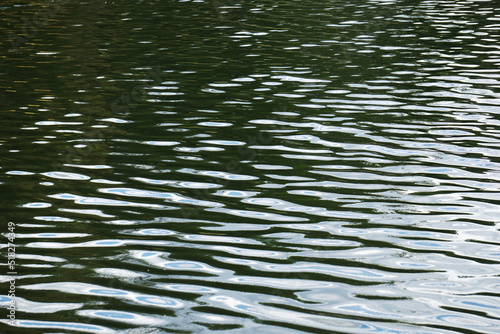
[1,0,500,333]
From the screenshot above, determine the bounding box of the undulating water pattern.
[1,0,500,333]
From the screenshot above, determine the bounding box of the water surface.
[1,0,500,333]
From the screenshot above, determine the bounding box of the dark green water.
[1,0,500,333]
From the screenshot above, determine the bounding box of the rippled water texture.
[1,0,500,333]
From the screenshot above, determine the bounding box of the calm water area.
[1,0,500,333]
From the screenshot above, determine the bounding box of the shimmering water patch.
[6,320,114,333]
[6,170,35,175]
[41,171,91,180]
[21,202,52,208]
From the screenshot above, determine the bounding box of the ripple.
[197,121,232,127]
[142,141,180,146]
[48,193,168,209]
[6,170,35,175]
[98,187,220,207]
[64,164,114,169]
[134,229,176,236]
[178,168,259,181]
[99,117,131,124]
[162,284,217,294]
[8,320,113,333]
[207,207,309,222]
[22,282,184,310]
[41,171,91,180]
[20,233,89,239]
[252,164,293,170]
[131,251,224,275]
[132,177,222,189]
[25,238,172,249]
[270,75,330,83]
[35,121,84,126]
[34,216,74,222]
[20,201,52,209]
[78,310,166,326]
[199,139,246,146]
